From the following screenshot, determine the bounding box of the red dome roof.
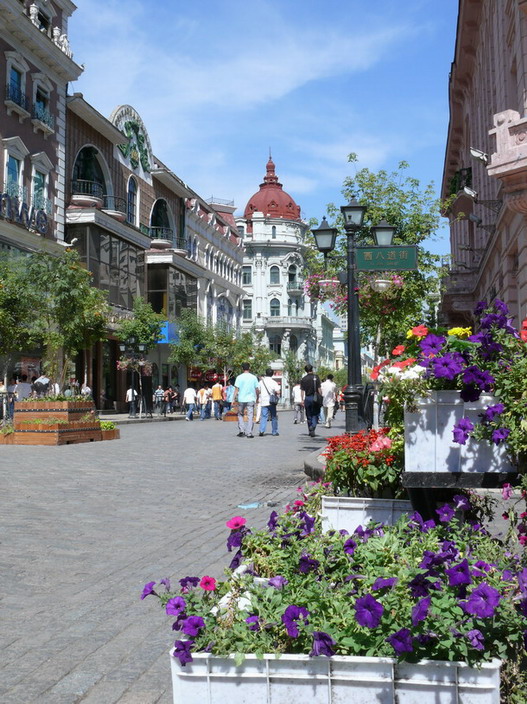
[244,158,301,220]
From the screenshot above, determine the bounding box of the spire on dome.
[263,156,279,185]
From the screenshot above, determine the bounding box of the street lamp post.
[312,202,395,434]
[119,337,146,418]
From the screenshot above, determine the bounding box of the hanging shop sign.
[356,245,418,271]
[0,193,48,235]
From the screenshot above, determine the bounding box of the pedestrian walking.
[196,384,208,421]
[258,368,280,436]
[300,364,322,437]
[292,380,305,424]
[233,362,259,438]
[222,379,235,413]
[153,384,165,416]
[125,386,138,417]
[211,379,224,420]
[183,384,197,420]
[321,374,337,428]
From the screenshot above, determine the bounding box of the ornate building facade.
[236,157,335,399]
[441,0,527,327]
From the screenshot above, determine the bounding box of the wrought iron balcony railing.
[102,195,126,214]
[32,103,54,130]
[149,226,174,241]
[5,83,29,111]
[71,180,104,200]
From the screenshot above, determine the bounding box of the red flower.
[226,516,247,530]
[370,359,390,380]
[392,345,405,356]
[391,357,416,369]
[410,325,429,338]
[199,576,217,591]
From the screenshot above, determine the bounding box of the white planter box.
[171,652,500,703]
[404,391,515,473]
[321,496,412,534]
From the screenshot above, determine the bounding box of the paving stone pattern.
[0,410,332,703]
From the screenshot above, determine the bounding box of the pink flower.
[370,436,392,452]
[501,483,514,501]
[519,536,527,546]
[294,500,305,507]
[392,345,405,356]
[226,516,247,530]
[199,576,217,591]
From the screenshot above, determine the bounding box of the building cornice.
[67,94,128,144]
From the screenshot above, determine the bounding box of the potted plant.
[373,299,527,474]
[321,427,412,533]
[142,484,527,703]
[100,420,120,441]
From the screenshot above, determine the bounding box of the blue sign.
[157,321,179,344]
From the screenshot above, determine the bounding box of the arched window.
[270,298,280,317]
[127,177,137,225]
[270,266,280,284]
[271,225,277,239]
[150,199,172,240]
[72,146,106,198]
[269,335,281,355]
[288,265,297,283]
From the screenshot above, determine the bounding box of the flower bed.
[143,484,527,701]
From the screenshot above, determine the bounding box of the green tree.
[305,157,443,359]
[26,249,110,389]
[0,254,38,391]
[115,296,165,351]
[169,312,275,380]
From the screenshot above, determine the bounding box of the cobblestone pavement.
[0,410,335,703]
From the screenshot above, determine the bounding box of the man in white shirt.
[321,374,338,428]
[292,381,304,424]
[258,368,281,436]
[125,386,138,417]
[183,384,197,421]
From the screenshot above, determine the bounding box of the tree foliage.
[0,254,38,385]
[169,311,276,380]
[115,296,165,352]
[305,157,444,359]
[25,249,109,387]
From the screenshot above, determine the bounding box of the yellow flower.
[447,327,472,338]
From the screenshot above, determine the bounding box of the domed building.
[236,157,336,400]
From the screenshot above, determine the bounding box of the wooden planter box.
[10,427,103,445]
[101,428,120,441]
[14,399,97,423]
[0,433,17,445]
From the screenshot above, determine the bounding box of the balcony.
[70,180,104,208]
[5,84,30,122]
[287,280,304,293]
[149,226,174,249]
[102,195,126,222]
[31,103,54,136]
[448,167,472,197]
[262,315,313,330]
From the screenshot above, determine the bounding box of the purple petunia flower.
[166,596,186,616]
[298,554,320,574]
[310,631,336,658]
[179,576,200,592]
[474,560,491,572]
[491,428,510,445]
[462,366,494,390]
[268,575,288,589]
[466,629,485,651]
[452,494,471,511]
[267,511,279,532]
[387,628,413,654]
[445,559,472,587]
[484,403,505,422]
[181,616,205,637]
[282,605,310,638]
[430,353,464,380]
[246,615,260,631]
[159,578,171,592]
[452,417,474,445]
[411,596,431,626]
[299,511,316,536]
[518,568,527,594]
[461,583,501,618]
[354,594,384,628]
[419,334,446,357]
[173,639,194,666]
[140,581,157,600]
[229,550,243,571]
[460,384,482,402]
[372,577,397,591]
[436,504,455,523]
[226,529,244,552]
[344,538,357,556]
[408,573,441,598]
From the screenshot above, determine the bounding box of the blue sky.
[68,0,458,255]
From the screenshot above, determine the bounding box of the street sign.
[356,245,418,271]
